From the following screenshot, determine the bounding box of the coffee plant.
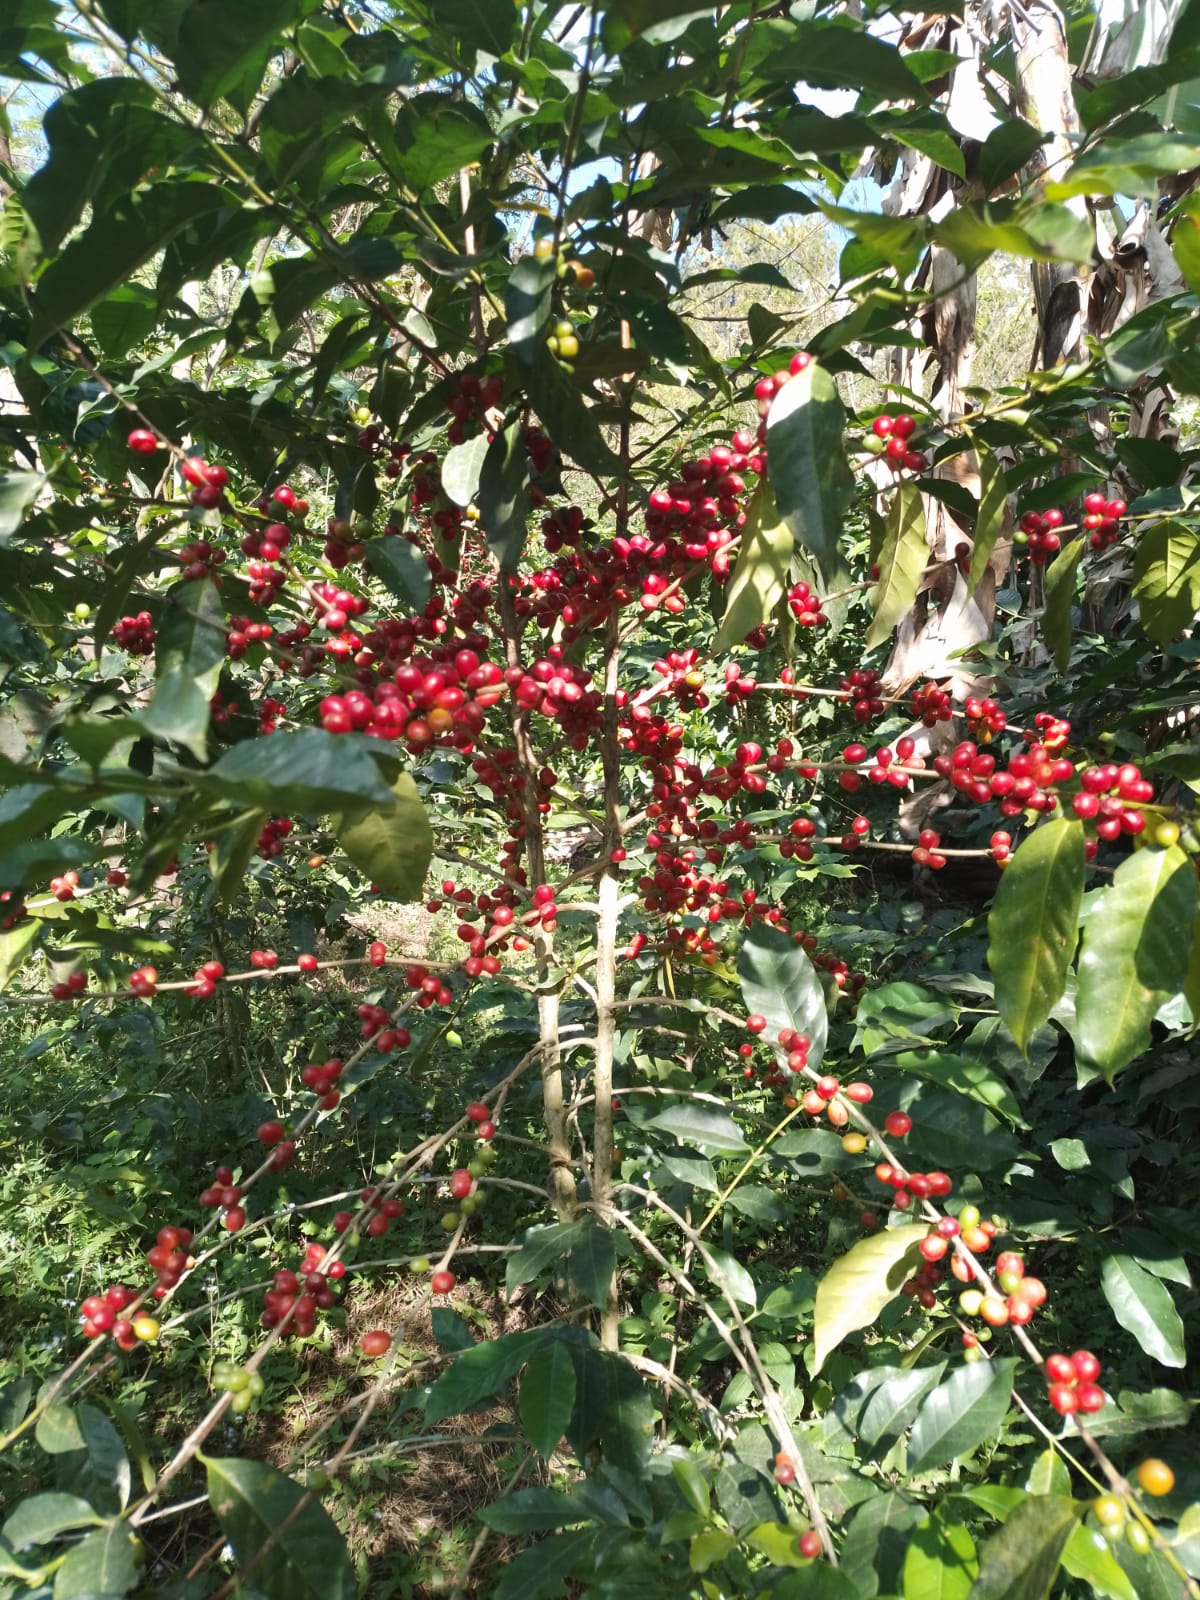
[0,0,1198,1595]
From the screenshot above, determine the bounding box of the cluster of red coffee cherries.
[839,668,885,723]
[256,817,293,859]
[198,1166,246,1232]
[318,647,503,755]
[787,581,826,627]
[180,456,230,510]
[146,1222,197,1289]
[49,969,88,1001]
[1082,491,1127,550]
[910,681,953,726]
[1045,1348,1106,1415]
[111,612,155,655]
[447,370,504,446]
[1070,759,1154,837]
[1016,506,1064,564]
[176,537,226,582]
[261,1240,345,1338]
[48,871,79,902]
[332,1186,404,1240]
[870,413,928,474]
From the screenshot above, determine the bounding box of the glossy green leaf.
[1042,538,1086,673]
[976,120,1046,195]
[567,1222,616,1309]
[479,1486,582,1535]
[175,0,317,109]
[364,536,433,612]
[738,921,828,1072]
[1074,845,1198,1080]
[0,1377,33,1434]
[812,1225,927,1374]
[331,772,432,899]
[1060,1524,1137,1600]
[713,480,793,652]
[139,579,225,759]
[441,433,490,509]
[1,1493,102,1549]
[766,360,855,575]
[746,1522,809,1567]
[51,1520,139,1598]
[492,1529,593,1600]
[206,1457,353,1600]
[506,1223,587,1294]
[207,730,396,813]
[966,1494,1079,1600]
[1099,1254,1186,1368]
[672,1459,710,1517]
[772,1565,861,1600]
[855,1362,946,1454]
[890,1050,1024,1126]
[1132,520,1200,644]
[33,182,232,333]
[841,1493,926,1597]
[866,482,929,649]
[519,1345,577,1459]
[987,819,1084,1055]
[903,1512,979,1600]
[1026,1449,1071,1498]
[478,420,532,573]
[689,1528,737,1573]
[432,0,517,55]
[209,809,269,903]
[907,1358,1019,1473]
[424,1330,543,1424]
[643,1103,749,1153]
[1048,134,1200,200]
[701,1244,757,1309]
[0,473,46,543]
[35,1404,86,1454]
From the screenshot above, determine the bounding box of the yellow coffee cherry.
[841,1132,867,1154]
[132,1315,160,1342]
[1136,1459,1175,1496]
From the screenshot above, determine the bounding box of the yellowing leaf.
[812,1225,927,1374]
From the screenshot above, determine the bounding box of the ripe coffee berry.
[359,1330,392,1357]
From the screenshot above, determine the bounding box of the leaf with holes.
[987,819,1084,1055]
[812,1225,927,1374]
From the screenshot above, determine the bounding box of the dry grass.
[250,1272,565,1596]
